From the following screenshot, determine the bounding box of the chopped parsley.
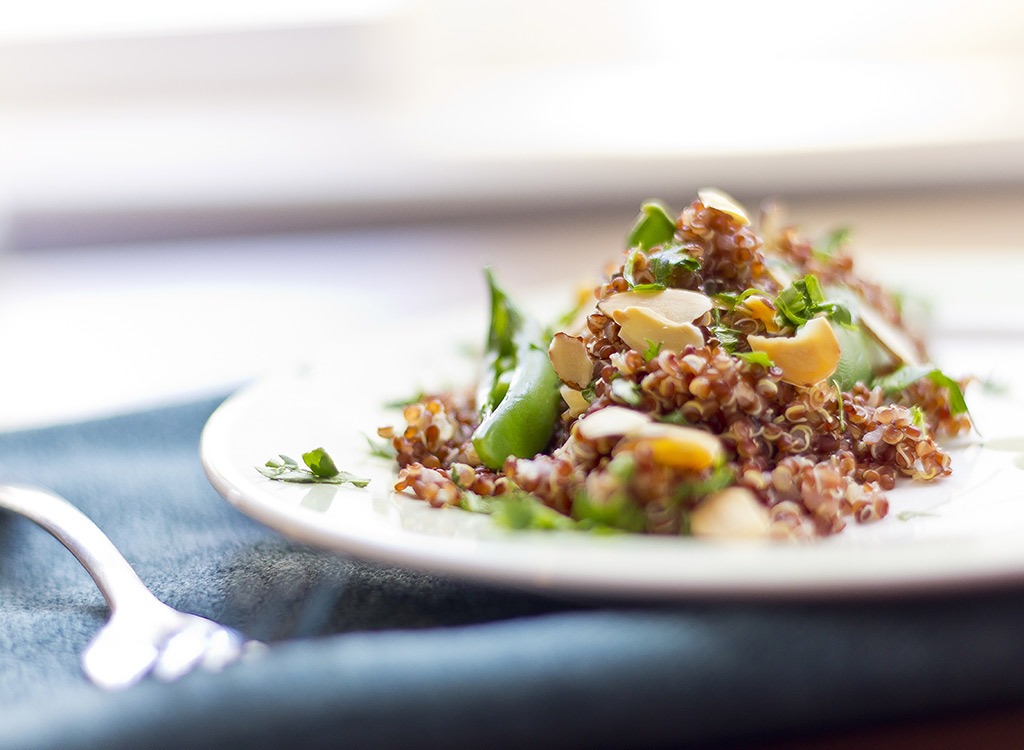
[623,245,701,292]
[872,365,970,417]
[642,339,662,362]
[774,274,852,329]
[737,351,773,368]
[258,449,370,487]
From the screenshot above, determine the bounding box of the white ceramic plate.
[201,333,1024,600]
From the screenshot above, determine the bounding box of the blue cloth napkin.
[2,396,1024,750]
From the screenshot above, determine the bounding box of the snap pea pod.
[472,270,562,470]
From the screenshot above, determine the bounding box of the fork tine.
[152,629,213,682]
[199,628,248,673]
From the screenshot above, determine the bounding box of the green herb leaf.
[643,339,662,362]
[708,310,742,353]
[626,201,676,250]
[873,365,970,416]
[655,409,689,425]
[775,274,851,329]
[257,450,370,487]
[645,245,701,288]
[737,351,773,368]
[302,447,338,478]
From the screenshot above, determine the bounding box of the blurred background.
[0,0,1020,428]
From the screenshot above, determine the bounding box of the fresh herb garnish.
[708,309,743,353]
[626,201,677,250]
[642,339,662,362]
[624,245,701,292]
[258,449,370,487]
[737,351,773,368]
[775,274,852,329]
[872,365,970,417]
[656,409,689,425]
[713,288,762,309]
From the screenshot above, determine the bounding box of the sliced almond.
[748,316,841,386]
[697,187,751,225]
[614,306,704,355]
[598,288,712,325]
[856,304,922,367]
[548,332,594,390]
[690,487,771,539]
[575,406,651,442]
[616,422,723,472]
[559,385,590,419]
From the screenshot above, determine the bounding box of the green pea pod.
[472,270,562,470]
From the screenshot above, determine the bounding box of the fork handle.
[0,484,161,614]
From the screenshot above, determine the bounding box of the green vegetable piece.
[626,201,677,250]
[472,270,562,469]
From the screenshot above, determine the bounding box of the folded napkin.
[2,396,1024,750]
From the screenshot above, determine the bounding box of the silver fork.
[0,483,264,690]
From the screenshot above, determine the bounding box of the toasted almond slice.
[690,487,771,539]
[548,332,594,390]
[697,187,751,225]
[598,288,712,325]
[856,304,923,367]
[748,316,841,386]
[738,295,782,334]
[575,406,651,442]
[616,422,723,472]
[559,385,590,419]
[614,306,704,355]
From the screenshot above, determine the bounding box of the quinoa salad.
[377,189,972,540]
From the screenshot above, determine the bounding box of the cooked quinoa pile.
[378,190,971,540]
